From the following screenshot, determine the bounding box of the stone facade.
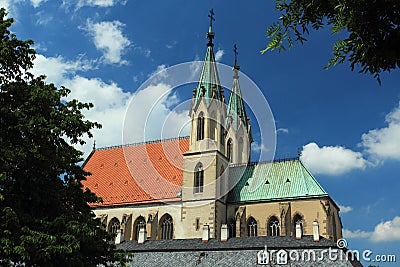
[94,194,342,242]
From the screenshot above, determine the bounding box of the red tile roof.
[83,137,189,207]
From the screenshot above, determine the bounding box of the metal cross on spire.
[206,8,215,46]
[233,43,240,70]
[208,8,215,29]
[234,44,238,66]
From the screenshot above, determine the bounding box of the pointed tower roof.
[192,9,224,109]
[226,44,249,132]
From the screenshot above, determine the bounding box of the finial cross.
[234,44,238,65]
[208,8,215,28]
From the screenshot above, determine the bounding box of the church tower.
[181,9,229,239]
[225,44,253,164]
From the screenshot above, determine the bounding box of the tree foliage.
[263,0,400,84]
[0,8,131,266]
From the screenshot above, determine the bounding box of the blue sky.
[3,0,400,265]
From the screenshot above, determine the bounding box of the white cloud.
[149,64,168,80]
[35,10,52,25]
[300,103,400,175]
[0,0,21,17]
[0,0,45,15]
[64,76,133,152]
[64,76,130,112]
[300,142,367,175]
[30,0,47,8]
[338,205,353,214]
[32,43,47,52]
[76,0,127,8]
[83,20,131,65]
[371,216,400,242]
[343,229,371,239]
[344,216,400,242]
[32,54,95,85]
[138,47,151,58]
[31,55,126,155]
[32,57,189,158]
[166,40,178,49]
[251,141,268,153]
[276,128,289,134]
[0,0,11,11]
[215,49,224,62]
[188,56,202,80]
[361,103,400,161]
[123,81,190,144]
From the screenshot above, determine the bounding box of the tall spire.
[192,9,224,110]
[227,44,250,133]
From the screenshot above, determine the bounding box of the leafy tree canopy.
[0,8,131,266]
[263,0,400,84]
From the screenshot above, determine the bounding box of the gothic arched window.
[197,112,204,141]
[194,163,204,193]
[293,214,303,236]
[267,216,280,236]
[227,138,233,162]
[133,216,146,240]
[160,214,173,240]
[108,217,120,234]
[247,217,258,237]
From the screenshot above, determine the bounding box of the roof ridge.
[95,136,190,151]
[298,160,327,194]
[229,157,299,167]
[298,159,310,195]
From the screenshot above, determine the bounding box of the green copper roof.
[226,67,249,132]
[227,159,328,203]
[192,26,224,108]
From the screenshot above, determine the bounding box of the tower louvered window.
[197,113,204,140]
[209,117,216,140]
[194,163,204,193]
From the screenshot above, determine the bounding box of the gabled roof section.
[228,158,328,203]
[192,21,224,110]
[226,65,249,132]
[82,137,189,207]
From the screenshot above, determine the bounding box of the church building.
[82,12,343,247]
